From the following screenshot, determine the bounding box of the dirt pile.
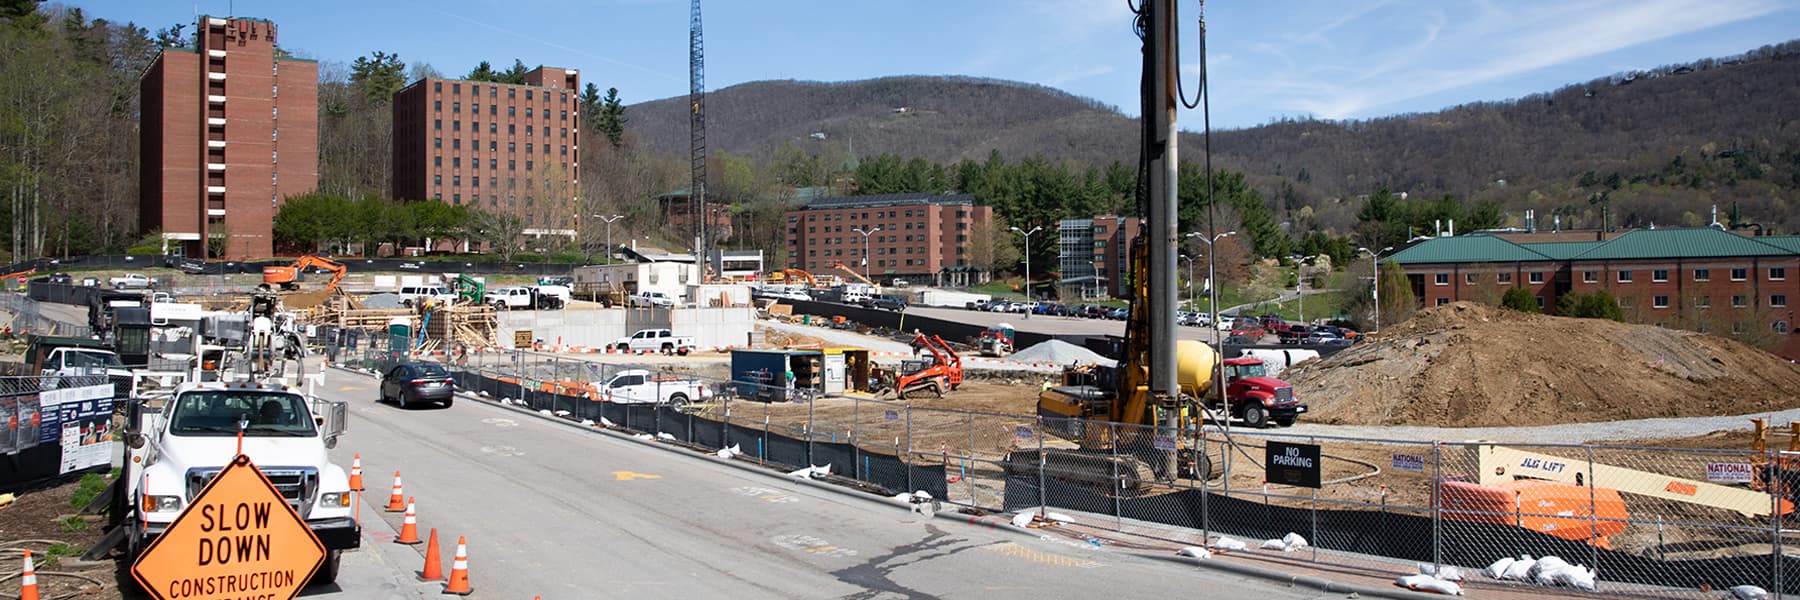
[1284,301,1800,427]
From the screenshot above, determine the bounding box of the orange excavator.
[767,268,818,287]
[885,330,963,399]
[262,254,347,292]
[828,261,876,287]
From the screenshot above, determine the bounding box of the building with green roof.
[1390,227,1798,358]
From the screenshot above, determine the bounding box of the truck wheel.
[1274,417,1295,427]
[1242,405,1270,429]
[667,393,690,412]
[309,549,341,586]
[661,343,674,355]
[676,347,690,357]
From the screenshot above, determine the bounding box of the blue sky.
[67,0,1800,129]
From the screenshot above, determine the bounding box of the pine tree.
[598,87,627,147]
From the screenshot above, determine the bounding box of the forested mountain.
[627,41,1800,235]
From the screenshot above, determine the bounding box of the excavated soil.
[1284,302,1800,427]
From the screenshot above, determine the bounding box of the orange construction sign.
[130,455,326,600]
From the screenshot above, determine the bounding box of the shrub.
[1500,286,1539,312]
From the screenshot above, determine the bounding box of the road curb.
[326,364,1448,599]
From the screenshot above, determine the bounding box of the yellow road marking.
[805,546,839,554]
[613,471,662,481]
[338,386,364,391]
[984,542,1100,568]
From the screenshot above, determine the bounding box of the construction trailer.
[730,349,823,402]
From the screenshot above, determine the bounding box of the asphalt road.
[315,367,1329,599]
[902,305,1228,343]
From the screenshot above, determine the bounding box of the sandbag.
[1482,557,1516,579]
[1396,574,1465,596]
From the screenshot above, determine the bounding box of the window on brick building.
[452,83,460,94]
[1582,271,1598,283]
[1465,273,1477,285]
[452,157,460,168]
[434,119,442,130]
[1617,270,1633,283]
[1733,295,1748,308]
[433,156,441,167]
[1772,267,1788,281]
[1498,272,1513,284]
[452,139,460,150]
[1436,298,1450,306]
[433,100,442,111]
[1434,273,1448,286]
[453,102,460,114]
[1694,268,1710,281]
[1653,269,1668,282]
[433,137,442,149]
[1528,272,1544,284]
[452,176,460,187]
[1775,295,1789,308]
[1618,296,1634,308]
[1732,267,1748,281]
[508,89,515,99]
[433,175,441,185]
[433,82,441,92]
[1695,295,1710,308]
[1653,295,1669,308]
[452,121,460,132]
[1535,297,1544,308]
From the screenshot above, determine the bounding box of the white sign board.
[1391,453,1426,473]
[1705,463,1754,483]
[1153,435,1177,451]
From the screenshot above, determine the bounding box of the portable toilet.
[821,347,871,393]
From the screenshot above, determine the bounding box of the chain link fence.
[321,338,1792,597]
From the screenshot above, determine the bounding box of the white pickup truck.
[121,380,357,583]
[629,291,677,308]
[609,328,698,355]
[596,369,711,410]
[109,273,154,289]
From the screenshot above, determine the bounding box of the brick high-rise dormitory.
[392,68,582,239]
[140,16,319,259]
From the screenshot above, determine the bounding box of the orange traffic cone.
[418,528,443,581]
[443,536,473,595]
[395,497,421,544]
[385,471,405,512]
[348,453,364,491]
[19,549,38,600]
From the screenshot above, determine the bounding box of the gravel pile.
[1006,339,1115,367]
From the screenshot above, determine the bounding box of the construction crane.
[689,0,709,278]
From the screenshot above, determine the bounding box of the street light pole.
[1010,225,1042,319]
[852,226,882,283]
[595,214,624,264]
[1179,255,1194,310]
[1358,246,1394,333]
[1184,230,1236,337]
[1296,254,1320,325]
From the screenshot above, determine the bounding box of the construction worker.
[1041,377,1052,392]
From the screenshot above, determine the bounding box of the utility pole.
[1144,0,1180,477]
[1186,230,1236,336]
[1359,246,1393,332]
[1297,254,1319,325]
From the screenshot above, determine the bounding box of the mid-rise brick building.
[1392,227,1800,358]
[393,68,582,238]
[784,193,992,286]
[1058,215,1142,299]
[140,16,318,259]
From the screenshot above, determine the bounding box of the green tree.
[349,51,405,104]
[578,83,600,129]
[1500,286,1539,312]
[466,60,498,82]
[598,87,626,147]
[1555,290,1624,321]
[273,192,352,251]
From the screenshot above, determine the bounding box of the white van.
[397,285,456,307]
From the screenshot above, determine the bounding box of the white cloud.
[1239,0,1787,120]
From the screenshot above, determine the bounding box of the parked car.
[379,362,455,408]
[610,328,698,355]
[871,294,908,311]
[966,299,993,311]
[1279,325,1313,345]
[594,369,711,411]
[109,273,154,289]
[1106,307,1129,320]
[985,301,1014,313]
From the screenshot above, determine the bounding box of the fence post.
[1774,449,1785,599]
[1310,434,1319,563]
[1586,446,1598,572]
[967,411,976,508]
[1199,425,1210,543]
[1111,422,1121,528]
[905,402,913,493]
[1431,441,1443,576]
[1037,416,1047,518]
[805,383,816,469]
[851,395,861,481]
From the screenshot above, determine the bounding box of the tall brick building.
[140,16,318,259]
[392,68,582,238]
[784,193,992,286]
